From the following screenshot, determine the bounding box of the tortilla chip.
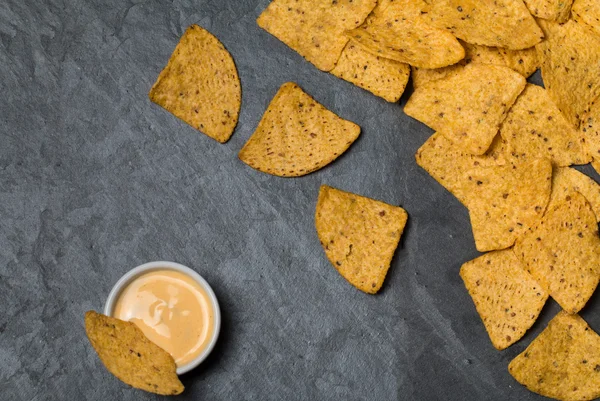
[256,0,377,72]
[500,47,540,78]
[514,192,600,314]
[405,64,526,155]
[346,0,465,69]
[499,84,590,166]
[149,25,241,143]
[460,249,548,350]
[522,0,574,22]
[583,96,600,161]
[85,311,183,395]
[466,158,552,251]
[315,185,408,294]
[331,40,410,102]
[537,19,600,129]
[509,311,600,401]
[239,82,360,177]
[593,159,600,177]
[572,0,600,36]
[422,0,544,50]
[551,167,600,223]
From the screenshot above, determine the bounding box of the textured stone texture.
[1,1,600,400]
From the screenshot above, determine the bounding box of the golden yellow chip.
[149,25,241,143]
[331,40,410,102]
[405,64,526,155]
[422,0,544,50]
[460,249,548,350]
[514,192,600,314]
[85,311,183,395]
[551,167,600,222]
[315,185,408,294]
[509,311,600,401]
[239,82,360,177]
[499,84,590,166]
[466,158,552,252]
[256,0,377,72]
[500,47,540,78]
[522,0,574,22]
[345,0,464,69]
[593,159,600,177]
[583,96,600,161]
[537,19,600,128]
[572,0,600,36]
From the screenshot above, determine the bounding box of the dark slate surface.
[2,1,600,400]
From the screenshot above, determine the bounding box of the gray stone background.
[2,0,600,400]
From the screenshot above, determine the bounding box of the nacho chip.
[405,64,526,155]
[537,19,600,129]
[331,40,410,102]
[460,249,548,350]
[572,0,600,36]
[514,192,600,314]
[522,0,574,22]
[466,158,552,251]
[239,82,360,177]
[422,0,544,50]
[500,47,540,78]
[509,311,600,401]
[346,0,465,69]
[85,311,183,395]
[315,185,408,294]
[551,167,600,222]
[256,0,377,72]
[583,96,600,161]
[149,25,241,143]
[593,159,600,177]
[499,84,590,166]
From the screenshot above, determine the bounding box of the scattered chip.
[550,167,600,222]
[514,192,600,314]
[85,311,184,395]
[593,159,600,177]
[405,64,526,155]
[422,0,544,50]
[346,0,465,69]
[460,249,548,350]
[331,40,410,102]
[239,82,360,177]
[499,47,540,78]
[465,158,552,251]
[583,96,600,161]
[572,0,600,37]
[256,0,377,71]
[537,19,600,129]
[522,0,574,22]
[509,311,600,401]
[499,84,590,166]
[149,25,241,143]
[315,185,408,294]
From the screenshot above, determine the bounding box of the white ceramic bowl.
[104,261,221,375]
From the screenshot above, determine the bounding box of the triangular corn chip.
[315,185,408,294]
[149,25,241,143]
[460,249,548,350]
[522,0,574,22]
[239,83,360,177]
[550,167,600,222]
[499,47,540,78]
[583,96,600,162]
[572,0,600,36]
[509,311,600,401]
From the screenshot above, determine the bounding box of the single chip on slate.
[405,64,526,155]
[149,25,241,143]
[550,167,600,222]
[460,249,548,350]
[522,0,574,22]
[509,311,600,401]
[514,192,600,314]
[315,185,408,294]
[84,311,184,395]
[239,82,360,177]
[256,0,377,72]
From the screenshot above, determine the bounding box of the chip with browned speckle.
[514,192,600,314]
[149,25,241,143]
[572,0,600,36]
[509,311,600,401]
[499,47,540,78]
[550,167,600,222]
[331,40,410,102]
[257,0,377,72]
[239,82,360,177]
[460,249,548,350]
[85,311,184,395]
[522,0,574,22]
[583,97,600,163]
[315,185,408,294]
[405,64,526,155]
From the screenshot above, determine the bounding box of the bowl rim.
[103,260,221,375]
